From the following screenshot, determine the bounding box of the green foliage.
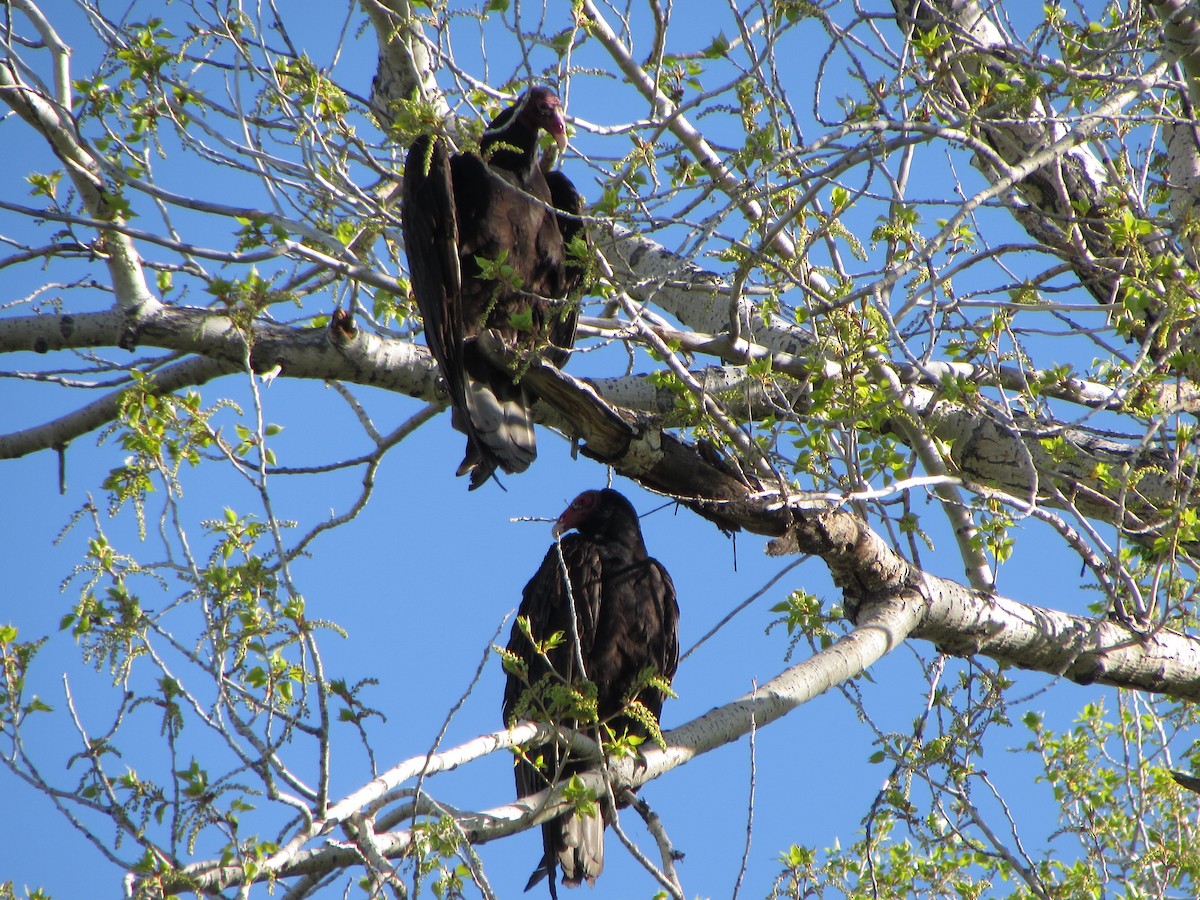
[371,285,417,328]
[272,55,349,122]
[60,563,148,676]
[206,270,297,331]
[407,815,472,899]
[501,628,675,803]
[70,17,191,170]
[767,590,839,660]
[0,883,53,900]
[26,170,63,201]
[471,247,550,339]
[771,827,994,899]
[560,773,599,817]
[198,510,323,713]
[216,834,280,894]
[375,93,450,140]
[0,626,52,731]
[969,498,1015,568]
[122,751,264,874]
[648,367,703,423]
[871,204,923,264]
[110,767,172,834]
[772,691,1200,898]
[330,677,386,728]
[506,671,598,727]
[602,726,647,761]
[233,215,290,252]
[1020,698,1200,897]
[473,249,523,292]
[10,2,1200,896]
[115,19,176,82]
[912,25,952,60]
[102,376,225,535]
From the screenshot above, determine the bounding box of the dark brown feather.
[503,490,679,896]
[402,88,584,488]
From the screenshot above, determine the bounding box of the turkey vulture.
[402,87,585,488]
[503,489,679,896]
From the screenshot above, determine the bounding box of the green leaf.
[508,308,534,330]
[703,33,730,59]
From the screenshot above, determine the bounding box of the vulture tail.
[557,807,605,887]
[454,369,536,488]
[522,809,603,898]
[521,853,556,898]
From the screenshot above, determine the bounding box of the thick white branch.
[160,598,921,894]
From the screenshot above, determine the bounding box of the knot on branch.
[770,505,917,608]
[117,324,140,351]
[329,307,358,343]
[603,423,663,474]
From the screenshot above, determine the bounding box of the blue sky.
[0,2,1138,898]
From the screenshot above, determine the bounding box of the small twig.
[343,811,404,897]
[731,679,757,900]
[624,789,685,893]
[412,618,508,827]
[607,794,685,899]
[682,557,806,662]
[553,538,590,681]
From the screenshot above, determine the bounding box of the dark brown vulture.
[503,489,680,897]
[402,87,585,489]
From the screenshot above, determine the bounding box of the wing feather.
[402,135,465,410]
[402,104,585,486]
[504,531,677,896]
[542,169,584,369]
[505,535,606,894]
[503,535,603,724]
[405,138,539,483]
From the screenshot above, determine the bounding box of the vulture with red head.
[503,489,680,897]
[402,87,585,488]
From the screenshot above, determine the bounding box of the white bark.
[4,3,1200,894]
[158,568,1200,895]
[160,598,923,894]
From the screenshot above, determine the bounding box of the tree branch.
[157,598,922,895]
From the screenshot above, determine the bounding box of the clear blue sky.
[1,3,1120,898]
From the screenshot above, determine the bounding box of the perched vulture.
[402,87,585,488]
[503,489,680,897]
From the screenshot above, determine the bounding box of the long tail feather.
[557,808,604,888]
[456,372,536,486]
